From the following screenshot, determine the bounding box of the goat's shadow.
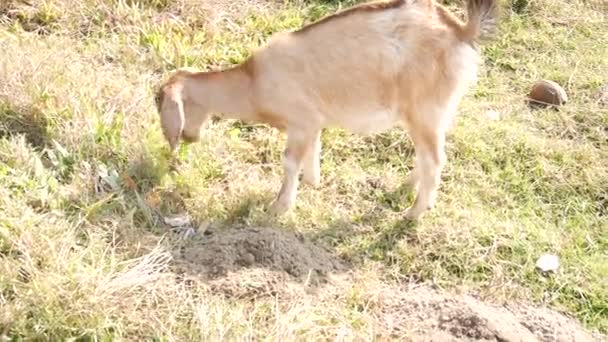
[117,141,424,299]
[163,176,420,278]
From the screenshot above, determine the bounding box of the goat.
[155,0,498,220]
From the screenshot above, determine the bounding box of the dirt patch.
[375,285,602,341]
[510,305,603,342]
[171,226,602,341]
[172,225,348,297]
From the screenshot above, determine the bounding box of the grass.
[1,0,607,339]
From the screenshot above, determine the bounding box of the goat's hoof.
[302,176,321,188]
[268,200,291,216]
[404,204,434,220]
[404,207,423,221]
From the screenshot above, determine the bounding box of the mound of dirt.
[377,285,601,342]
[171,225,603,341]
[174,225,347,281]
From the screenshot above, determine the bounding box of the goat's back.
[250,0,480,132]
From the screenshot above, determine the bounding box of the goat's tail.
[462,0,498,43]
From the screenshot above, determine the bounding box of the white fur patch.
[330,108,400,135]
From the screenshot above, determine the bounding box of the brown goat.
[156,0,498,220]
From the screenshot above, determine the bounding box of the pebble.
[536,254,560,273]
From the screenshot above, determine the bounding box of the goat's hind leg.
[302,130,321,187]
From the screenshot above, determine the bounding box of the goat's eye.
[154,91,162,110]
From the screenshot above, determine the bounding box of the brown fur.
[295,0,406,35]
[435,4,468,40]
[155,0,498,219]
[256,111,287,131]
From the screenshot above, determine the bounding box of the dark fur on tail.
[464,0,498,42]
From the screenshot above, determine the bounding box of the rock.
[528,80,568,108]
[164,213,191,227]
[486,109,501,121]
[536,254,560,273]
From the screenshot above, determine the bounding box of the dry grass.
[0,0,607,339]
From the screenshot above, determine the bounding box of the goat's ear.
[159,89,185,153]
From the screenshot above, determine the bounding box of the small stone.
[164,213,191,227]
[485,109,501,121]
[536,254,560,272]
[528,80,568,108]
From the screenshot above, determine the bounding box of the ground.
[0,0,606,340]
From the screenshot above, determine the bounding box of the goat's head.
[155,72,210,153]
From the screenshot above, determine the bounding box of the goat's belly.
[327,109,401,135]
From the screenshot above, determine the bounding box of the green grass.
[1,0,607,339]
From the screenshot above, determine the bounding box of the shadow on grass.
[0,101,51,150]
[102,146,422,299]
[306,206,419,265]
[201,182,420,271]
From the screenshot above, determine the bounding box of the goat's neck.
[185,65,256,121]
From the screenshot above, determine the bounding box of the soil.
[173,225,347,287]
[172,225,604,341]
[377,285,603,341]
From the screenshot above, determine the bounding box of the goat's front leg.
[405,159,420,190]
[269,129,315,215]
[302,130,321,187]
[404,128,446,220]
